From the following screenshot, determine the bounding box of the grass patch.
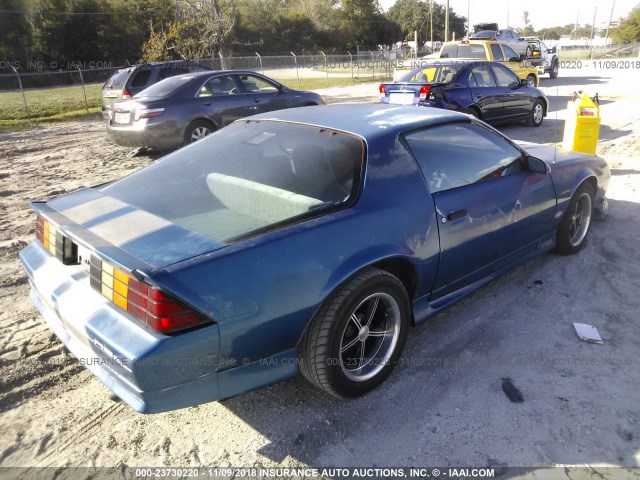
[0,83,103,126]
[0,74,388,130]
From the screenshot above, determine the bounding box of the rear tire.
[555,183,595,255]
[298,268,410,398]
[184,120,215,145]
[526,99,544,127]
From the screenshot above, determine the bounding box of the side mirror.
[510,81,521,89]
[520,78,528,87]
[519,54,527,61]
[549,47,557,54]
[528,156,549,174]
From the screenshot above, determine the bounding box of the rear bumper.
[19,241,222,413]
[106,120,183,151]
[19,241,300,412]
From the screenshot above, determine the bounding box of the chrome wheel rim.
[569,192,592,247]
[533,103,543,124]
[190,126,211,142]
[339,292,401,382]
[527,76,536,87]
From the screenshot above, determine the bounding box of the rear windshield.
[104,70,131,89]
[398,65,463,83]
[137,75,194,97]
[472,30,496,38]
[99,121,364,243]
[440,44,486,59]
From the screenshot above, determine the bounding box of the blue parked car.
[20,104,609,413]
[381,60,548,126]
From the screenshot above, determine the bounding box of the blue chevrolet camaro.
[20,104,609,413]
[380,60,548,126]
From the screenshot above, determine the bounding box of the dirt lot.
[1,68,639,474]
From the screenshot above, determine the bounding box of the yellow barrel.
[562,91,600,155]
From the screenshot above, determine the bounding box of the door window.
[490,43,505,61]
[492,63,520,87]
[130,69,151,88]
[502,45,520,61]
[198,76,239,97]
[468,64,496,88]
[404,123,525,193]
[238,75,279,93]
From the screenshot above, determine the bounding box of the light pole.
[444,0,449,42]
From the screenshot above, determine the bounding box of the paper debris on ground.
[573,323,604,344]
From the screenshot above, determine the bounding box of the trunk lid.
[36,187,225,272]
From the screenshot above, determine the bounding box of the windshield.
[99,121,363,243]
[398,64,463,83]
[137,75,194,97]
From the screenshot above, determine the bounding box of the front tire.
[527,99,544,127]
[526,74,537,88]
[555,183,595,255]
[549,59,559,79]
[298,268,410,398]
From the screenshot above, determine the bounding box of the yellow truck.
[438,39,539,87]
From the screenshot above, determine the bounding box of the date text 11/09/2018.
[560,60,640,69]
[132,467,497,478]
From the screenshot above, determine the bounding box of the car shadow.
[540,76,611,88]
[498,118,631,145]
[215,198,640,468]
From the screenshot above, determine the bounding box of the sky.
[378,0,638,30]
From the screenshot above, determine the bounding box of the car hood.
[33,188,225,272]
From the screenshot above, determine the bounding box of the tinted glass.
[469,64,496,88]
[405,123,524,193]
[440,44,485,59]
[159,67,190,80]
[104,70,130,89]
[503,45,519,60]
[238,75,278,93]
[198,75,239,97]
[99,122,363,243]
[492,63,520,87]
[137,75,193,97]
[130,69,151,88]
[490,43,505,61]
[398,64,463,83]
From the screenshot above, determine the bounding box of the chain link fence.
[2,44,639,128]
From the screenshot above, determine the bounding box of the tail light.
[419,85,431,100]
[134,108,165,121]
[379,85,386,98]
[122,89,132,99]
[35,214,77,264]
[89,256,211,334]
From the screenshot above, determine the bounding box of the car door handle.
[253,98,261,103]
[447,209,468,221]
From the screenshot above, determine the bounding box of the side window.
[468,70,478,88]
[198,75,238,97]
[503,45,519,61]
[490,43,505,61]
[492,63,520,87]
[130,69,151,88]
[469,64,496,88]
[158,67,189,80]
[238,75,278,93]
[404,123,525,193]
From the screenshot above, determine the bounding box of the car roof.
[243,104,468,140]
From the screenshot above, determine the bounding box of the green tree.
[387,0,466,44]
[612,4,640,43]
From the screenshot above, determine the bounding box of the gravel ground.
[0,68,639,475]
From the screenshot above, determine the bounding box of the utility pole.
[467,0,470,37]
[444,0,449,42]
[602,0,615,55]
[589,6,597,57]
[430,0,434,47]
